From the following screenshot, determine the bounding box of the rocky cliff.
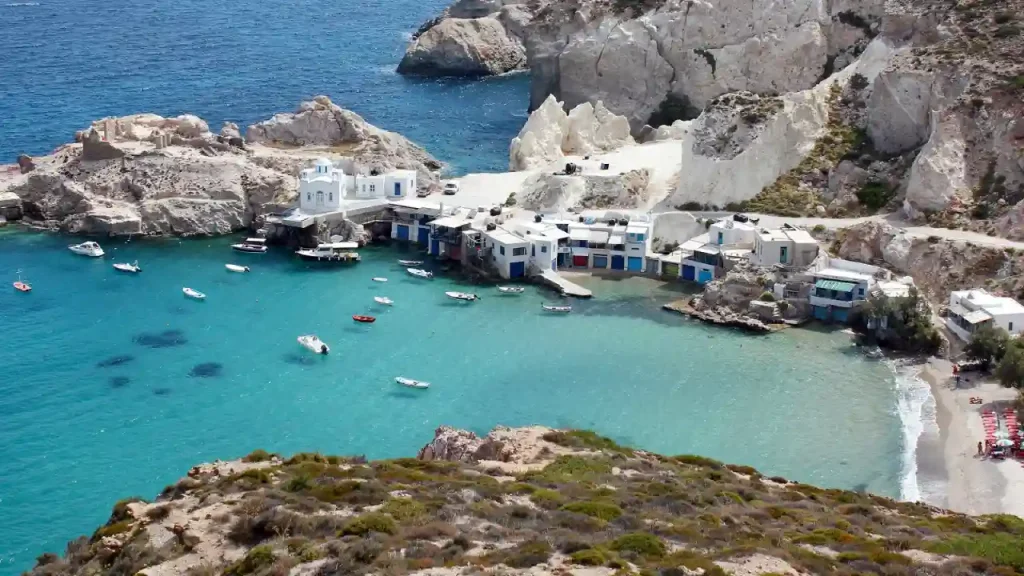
[23,425,1024,576]
[0,97,440,237]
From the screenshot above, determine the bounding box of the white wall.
[529,237,557,271]
[355,175,386,199]
[299,174,345,213]
[992,312,1024,336]
[709,222,755,246]
[384,172,416,200]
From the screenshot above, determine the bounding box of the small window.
[541,245,547,253]
[1011,322,1015,332]
[500,246,505,256]
[370,184,376,192]
[328,192,332,201]
[637,233,645,242]
[513,247,527,256]
[306,193,311,201]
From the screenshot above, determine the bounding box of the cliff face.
[25,425,1024,576]
[1,97,440,237]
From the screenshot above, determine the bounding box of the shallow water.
[0,230,908,572]
[0,0,529,174]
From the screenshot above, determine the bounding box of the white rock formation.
[903,111,968,218]
[520,168,650,211]
[397,17,526,76]
[509,95,633,170]
[866,67,934,154]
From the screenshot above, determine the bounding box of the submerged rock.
[108,376,130,388]
[188,362,223,378]
[133,329,188,349]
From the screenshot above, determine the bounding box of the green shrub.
[570,548,609,566]
[285,474,311,492]
[505,193,517,207]
[224,545,276,576]
[996,340,1024,388]
[242,449,275,463]
[758,291,776,302]
[537,456,613,480]
[856,181,894,211]
[610,533,667,558]
[109,497,145,523]
[341,513,397,536]
[489,541,553,568]
[812,224,826,233]
[145,504,171,521]
[542,430,633,454]
[674,455,724,469]
[560,500,624,521]
[285,452,328,465]
[530,489,565,508]
[381,498,427,522]
[93,520,133,539]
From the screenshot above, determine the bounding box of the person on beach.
[978,441,984,456]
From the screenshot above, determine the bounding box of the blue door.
[833,308,849,323]
[813,306,830,321]
[417,227,429,245]
[697,269,713,284]
[682,264,695,281]
[557,253,565,267]
[593,255,608,269]
[394,182,402,197]
[431,239,440,255]
[510,261,525,278]
[627,256,643,272]
[396,224,409,240]
[611,255,625,270]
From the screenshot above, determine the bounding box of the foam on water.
[890,359,944,503]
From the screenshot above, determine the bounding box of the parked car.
[442,181,460,195]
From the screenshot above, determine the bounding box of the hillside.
[25,426,1024,576]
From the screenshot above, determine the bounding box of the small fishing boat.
[542,304,572,313]
[13,270,31,293]
[113,261,141,273]
[497,286,525,294]
[298,335,330,355]
[446,291,478,302]
[296,242,360,263]
[395,376,429,389]
[225,264,250,273]
[372,277,388,283]
[183,287,206,300]
[398,259,424,266]
[374,296,394,306]
[68,241,104,257]
[231,238,268,253]
[352,315,376,323]
[407,268,433,279]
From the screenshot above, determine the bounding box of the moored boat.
[13,270,31,293]
[183,287,206,300]
[407,268,433,279]
[374,296,394,306]
[497,286,525,294]
[113,261,141,273]
[68,241,104,257]
[231,238,268,253]
[398,259,423,266]
[296,242,360,263]
[445,291,478,302]
[372,277,388,283]
[542,304,572,313]
[298,335,330,355]
[395,376,429,389]
[352,315,376,323]
[225,264,250,273]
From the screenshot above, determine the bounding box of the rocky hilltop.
[0,96,440,237]
[25,425,1024,576]
[405,0,1024,235]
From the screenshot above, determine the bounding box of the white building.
[354,174,385,199]
[809,258,884,323]
[389,198,443,245]
[946,289,1024,341]
[709,218,757,247]
[681,244,722,284]
[299,158,348,213]
[384,170,416,200]
[625,221,650,272]
[751,227,819,268]
[485,228,532,279]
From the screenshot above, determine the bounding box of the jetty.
[538,269,593,298]
[662,299,777,333]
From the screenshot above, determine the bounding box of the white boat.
[446,291,478,302]
[497,286,525,294]
[374,296,394,306]
[542,304,572,313]
[298,335,330,355]
[398,259,424,266]
[183,287,206,300]
[396,377,429,389]
[407,268,433,279]
[231,238,268,253]
[225,264,250,273]
[68,241,104,257]
[372,277,388,283]
[113,261,141,273]
[296,242,360,263]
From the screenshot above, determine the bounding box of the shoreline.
[917,358,1024,516]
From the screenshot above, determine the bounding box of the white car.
[442,181,460,195]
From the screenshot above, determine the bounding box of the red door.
[573,255,588,267]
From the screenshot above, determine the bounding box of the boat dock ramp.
[538,269,592,298]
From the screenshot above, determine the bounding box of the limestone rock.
[220,122,241,139]
[173,115,209,138]
[866,68,934,155]
[397,16,526,76]
[520,168,650,210]
[509,95,634,171]
[903,111,968,218]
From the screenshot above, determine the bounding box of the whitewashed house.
[390,198,443,245]
[625,221,650,272]
[384,170,417,199]
[299,158,348,213]
[946,289,1024,341]
[709,218,757,247]
[751,227,819,267]
[485,228,531,279]
[809,258,884,323]
[354,174,385,199]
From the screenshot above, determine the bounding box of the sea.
[0,0,930,573]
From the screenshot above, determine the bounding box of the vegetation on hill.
[25,429,1024,576]
[852,288,943,354]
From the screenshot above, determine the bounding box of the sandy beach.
[919,358,1024,516]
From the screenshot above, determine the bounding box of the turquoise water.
[0,230,904,573]
[0,0,529,174]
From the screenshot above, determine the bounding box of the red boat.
[352,315,376,323]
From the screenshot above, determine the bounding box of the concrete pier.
[538,269,593,298]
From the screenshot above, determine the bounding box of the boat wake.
[888,359,944,504]
[5,2,40,6]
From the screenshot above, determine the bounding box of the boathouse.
[485,228,531,279]
[389,199,442,245]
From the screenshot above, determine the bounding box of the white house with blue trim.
[299,158,348,213]
[809,258,882,323]
[485,228,532,279]
[625,221,650,272]
[389,198,443,245]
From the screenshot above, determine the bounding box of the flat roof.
[626,224,649,234]
[814,268,873,283]
[487,229,528,246]
[608,234,625,245]
[430,215,472,229]
[389,198,441,210]
[590,230,610,244]
[954,289,1024,315]
[569,228,590,241]
[785,229,817,244]
[815,279,857,292]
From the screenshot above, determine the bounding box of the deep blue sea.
[0,230,913,573]
[0,0,529,174]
